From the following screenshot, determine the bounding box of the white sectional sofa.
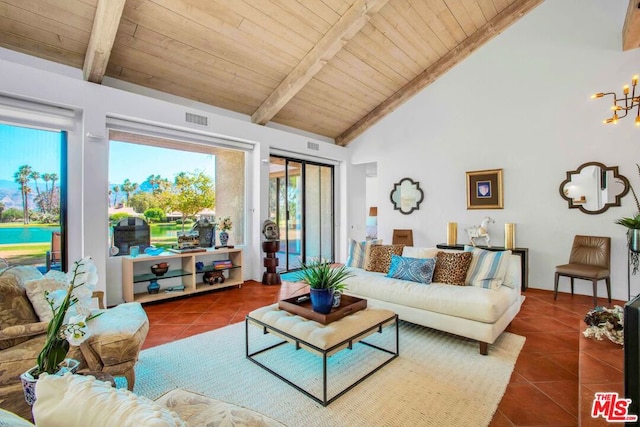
[343,246,523,355]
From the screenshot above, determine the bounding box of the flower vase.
[20,358,80,405]
[219,231,229,247]
[310,288,334,314]
[147,279,160,294]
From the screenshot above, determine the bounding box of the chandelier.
[592,75,640,126]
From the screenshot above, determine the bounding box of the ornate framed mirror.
[559,162,630,214]
[390,178,424,215]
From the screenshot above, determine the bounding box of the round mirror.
[559,162,629,214]
[390,178,424,215]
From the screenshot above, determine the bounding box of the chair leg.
[592,279,598,307]
[606,277,612,303]
[570,277,575,295]
[554,272,560,300]
[124,368,135,391]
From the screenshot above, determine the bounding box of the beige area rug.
[134,320,525,427]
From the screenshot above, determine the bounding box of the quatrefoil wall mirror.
[390,178,424,215]
[559,162,630,214]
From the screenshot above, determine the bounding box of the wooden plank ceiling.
[0,0,559,145]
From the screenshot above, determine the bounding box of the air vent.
[185,112,208,126]
[307,141,319,151]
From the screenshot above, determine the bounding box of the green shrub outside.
[109,212,131,225]
[144,208,165,223]
[175,218,194,225]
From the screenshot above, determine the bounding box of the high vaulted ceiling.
[1,1,638,145]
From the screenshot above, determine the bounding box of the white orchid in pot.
[20,257,102,405]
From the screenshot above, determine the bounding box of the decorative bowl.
[150,264,169,276]
[144,247,164,256]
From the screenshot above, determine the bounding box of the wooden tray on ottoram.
[278,294,367,325]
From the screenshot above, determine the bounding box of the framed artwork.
[466,169,503,209]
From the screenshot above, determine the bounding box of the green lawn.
[0,242,48,266]
[0,223,59,229]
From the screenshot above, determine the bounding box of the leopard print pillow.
[432,251,473,286]
[365,244,405,273]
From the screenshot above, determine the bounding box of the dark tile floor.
[141,281,625,426]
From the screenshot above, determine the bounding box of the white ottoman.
[246,303,398,406]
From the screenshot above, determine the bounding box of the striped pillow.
[464,245,511,290]
[345,239,382,268]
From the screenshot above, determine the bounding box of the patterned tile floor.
[141,281,625,426]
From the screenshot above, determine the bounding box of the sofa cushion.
[0,408,34,427]
[346,239,381,268]
[432,251,472,286]
[464,246,512,291]
[24,272,68,322]
[34,373,186,426]
[0,276,39,350]
[343,267,519,323]
[366,244,404,273]
[0,266,43,288]
[387,255,436,284]
[402,247,439,259]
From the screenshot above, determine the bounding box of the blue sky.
[0,124,61,182]
[0,124,216,186]
[109,141,216,185]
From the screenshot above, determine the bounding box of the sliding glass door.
[268,155,334,272]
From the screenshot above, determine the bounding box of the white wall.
[0,49,349,305]
[349,0,640,300]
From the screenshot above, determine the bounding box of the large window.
[108,131,245,253]
[0,123,66,271]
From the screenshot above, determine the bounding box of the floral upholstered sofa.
[0,266,149,419]
[342,243,523,354]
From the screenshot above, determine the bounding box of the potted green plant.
[615,164,640,273]
[297,260,353,314]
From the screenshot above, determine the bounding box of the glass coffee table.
[245,303,398,406]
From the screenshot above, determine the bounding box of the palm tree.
[14,164,32,224]
[113,185,120,207]
[147,174,162,194]
[29,170,43,211]
[108,189,112,207]
[122,179,138,205]
[48,173,58,212]
[0,201,4,222]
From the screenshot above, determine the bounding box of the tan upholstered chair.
[0,266,149,419]
[392,229,413,246]
[554,235,611,307]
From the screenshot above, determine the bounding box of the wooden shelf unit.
[122,248,243,303]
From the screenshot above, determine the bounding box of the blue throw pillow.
[386,255,436,284]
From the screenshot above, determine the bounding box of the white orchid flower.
[71,287,94,316]
[63,315,91,346]
[46,289,68,311]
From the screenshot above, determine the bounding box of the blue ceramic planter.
[310,288,333,314]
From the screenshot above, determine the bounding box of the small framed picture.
[466,169,503,209]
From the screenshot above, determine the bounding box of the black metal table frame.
[245,313,399,406]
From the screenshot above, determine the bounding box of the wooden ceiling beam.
[83,0,127,83]
[335,0,544,146]
[623,1,640,51]
[251,0,390,125]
